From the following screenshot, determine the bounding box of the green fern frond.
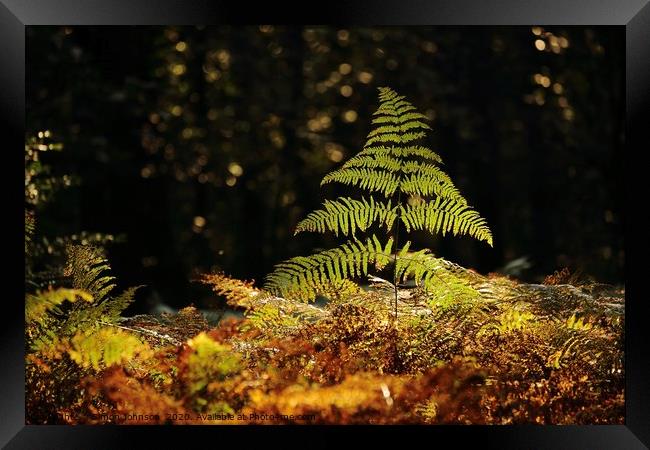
[343,154,403,172]
[342,155,448,181]
[295,197,397,237]
[66,327,151,371]
[64,245,141,318]
[29,246,143,353]
[400,172,465,202]
[400,160,448,177]
[323,161,463,201]
[391,145,442,163]
[395,111,429,123]
[373,88,431,128]
[244,297,330,333]
[103,286,142,321]
[265,235,394,301]
[321,168,400,197]
[355,145,442,164]
[367,121,432,137]
[399,120,432,133]
[394,242,481,301]
[372,111,430,126]
[367,125,402,137]
[65,245,116,301]
[365,131,428,146]
[400,198,493,246]
[25,288,93,325]
[267,86,492,307]
[378,86,399,100]
[61,286,142,342]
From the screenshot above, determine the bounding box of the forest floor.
[26,267,624,425]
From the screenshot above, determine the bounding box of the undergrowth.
[26,266,624,425]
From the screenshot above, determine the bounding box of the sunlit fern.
[265,87,492,307]
[57,327,151,371]
[265,235,393,301]
[197,272,261,309]
[28,245,142,352]
[198,272,331,336]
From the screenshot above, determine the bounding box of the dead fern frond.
[196,272,260,308]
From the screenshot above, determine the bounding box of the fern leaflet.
[265,235,393,301]
[295,197,397,237]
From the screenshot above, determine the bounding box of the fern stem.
[393,190,401,323]
[392,188,402,372]
[97,320,182,345]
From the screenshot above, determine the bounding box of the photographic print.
[25,25,625,426]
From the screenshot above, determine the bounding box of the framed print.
[2,0,648,448]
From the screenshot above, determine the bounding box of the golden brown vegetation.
[26,260,624,425]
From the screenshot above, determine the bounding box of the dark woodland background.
[26,26,625,312]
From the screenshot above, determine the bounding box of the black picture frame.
[2,1,647,448]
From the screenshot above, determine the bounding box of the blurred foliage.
[25,130,121,288]
[25,132,69,207]
[26,26,624,310]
